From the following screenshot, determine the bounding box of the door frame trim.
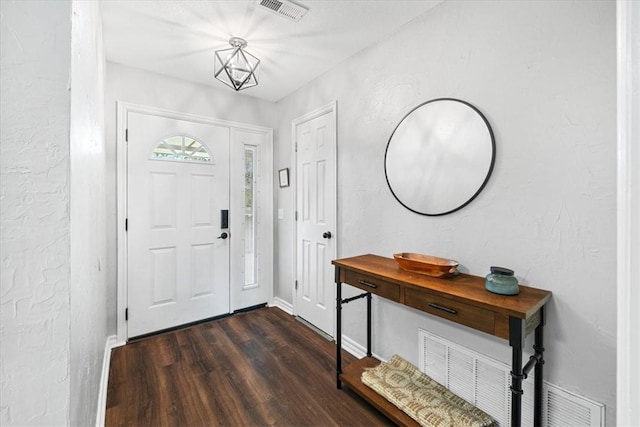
[116,101,273,343]
[290,100,338,337]
[616,1,639,422]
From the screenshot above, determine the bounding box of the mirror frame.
[384,98,496,216]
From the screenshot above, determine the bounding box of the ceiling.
[100,0,443,102]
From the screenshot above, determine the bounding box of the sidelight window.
[244,146,257,286]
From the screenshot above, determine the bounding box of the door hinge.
[295,211,298,221]
[295,141,298,152]
[295,280,298,290]
[125,128,129,142]
[125,218,128,232]
[125,308,128,321]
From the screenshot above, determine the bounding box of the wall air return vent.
[419,329,605,426]
[257,0,309,22]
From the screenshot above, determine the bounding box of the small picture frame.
[279,168,290,187]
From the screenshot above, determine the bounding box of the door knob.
[322,231,332,239]
[217,232,229,240]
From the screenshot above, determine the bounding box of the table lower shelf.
[339,357,420,427]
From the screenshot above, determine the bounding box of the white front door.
[127,112,230,337]
[294,103,337,337]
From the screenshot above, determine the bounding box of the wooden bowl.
[393,253,459,278]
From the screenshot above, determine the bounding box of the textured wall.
[0,2,109,425]
[104,63,277,335]
[0,1,72,425]
[69,1,109,426]
[274,0,617,424]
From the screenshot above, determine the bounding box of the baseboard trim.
[270,297,293,315]
[96,335,118,427]
[341,334,385,362]
[341,334,366,358]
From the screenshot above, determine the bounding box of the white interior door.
[294,104,337,337]
[127,112,230,337]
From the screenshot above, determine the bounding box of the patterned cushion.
[361,355,495,427]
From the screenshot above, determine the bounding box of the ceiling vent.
[256,0,309,22]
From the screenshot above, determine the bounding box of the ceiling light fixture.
[214,37,260,91]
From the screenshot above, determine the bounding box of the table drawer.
[343,270,400,302]
[405,287,495,335]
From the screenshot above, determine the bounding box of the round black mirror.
[384,98,495,216]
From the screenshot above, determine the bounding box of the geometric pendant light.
[214,37,260,91]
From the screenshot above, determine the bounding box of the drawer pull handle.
[359,280,378,289]
[428,302,457,315]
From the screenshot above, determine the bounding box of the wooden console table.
[333,254,552,427]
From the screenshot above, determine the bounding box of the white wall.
[104,62,277,334]
[0,1,109,425]
[1,1,72,425]
[274,0,617,424]
[69,1,109,426]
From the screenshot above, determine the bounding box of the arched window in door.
[151,135,212,163]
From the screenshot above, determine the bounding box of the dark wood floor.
[106,307,391,426]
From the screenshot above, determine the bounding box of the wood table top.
[333,254,551,320]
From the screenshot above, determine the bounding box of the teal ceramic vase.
[485,266,519,295]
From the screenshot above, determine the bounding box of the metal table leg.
[533,307,546,427]
[336,268,342,389]
[510,310,546,427]
[335,264,375,390]
[366,292,372,357]
[510,316,525,427]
